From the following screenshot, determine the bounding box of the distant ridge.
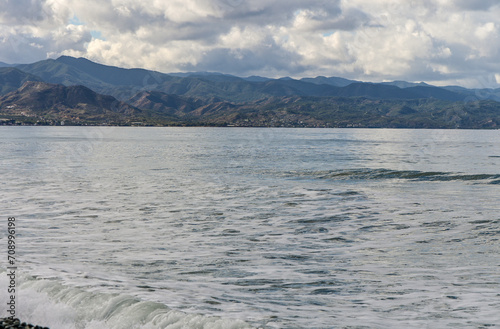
[243,76,270,82]
[381,81,431,88]
[1,56,499,128]
[11,55,482,103]
[300,76,358,87]
[55,56,172,86]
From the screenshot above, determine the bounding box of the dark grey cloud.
[220,0,342,23]
[0,0,46,24]
[181,41,307,77]
[296,7,370,32]
[453,0,499,11]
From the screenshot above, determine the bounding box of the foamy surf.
[1,270,252,329]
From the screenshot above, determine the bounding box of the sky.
[1,0,500,88]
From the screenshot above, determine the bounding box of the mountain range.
[1,56,499,128]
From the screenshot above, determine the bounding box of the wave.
[0,270,251,329]
[284,168,500,184]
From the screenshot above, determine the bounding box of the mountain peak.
[56,55,95,64]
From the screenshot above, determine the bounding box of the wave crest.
[284,168,500,184]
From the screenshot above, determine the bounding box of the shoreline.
[0,123,498,130]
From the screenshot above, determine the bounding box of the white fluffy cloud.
[1,0,500,87]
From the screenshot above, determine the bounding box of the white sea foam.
[1,270,252,329]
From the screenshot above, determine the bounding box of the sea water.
[0,127,499,328]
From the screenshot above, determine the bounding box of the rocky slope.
[0,81,141,125]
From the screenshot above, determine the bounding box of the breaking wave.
[284,168,500,184]
[0,270,252,329]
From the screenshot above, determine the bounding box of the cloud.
[0,0,83,63]
[0,0,500,88]
[451,0,499,11]
[0,0,46,25]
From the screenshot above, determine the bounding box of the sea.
[0,126,499,329]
